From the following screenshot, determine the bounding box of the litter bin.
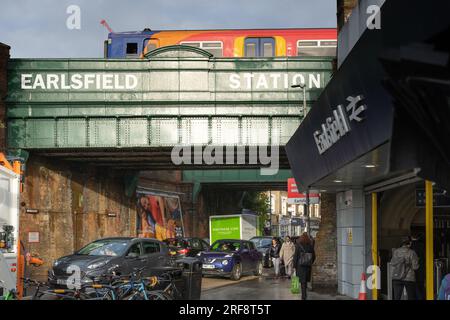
[176,257,202,300]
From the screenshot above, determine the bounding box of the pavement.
[201,269,352,300]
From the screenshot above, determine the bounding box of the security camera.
[291,83,306,89]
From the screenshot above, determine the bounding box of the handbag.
[298,244,313,267]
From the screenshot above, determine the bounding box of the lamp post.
[291,83,310,235]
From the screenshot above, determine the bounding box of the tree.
[242,191,271,233]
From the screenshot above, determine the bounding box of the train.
[104,28,337,58]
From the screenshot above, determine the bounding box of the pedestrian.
[390,236,419,300]
[280,236,296,279]
[437,273,450,300]
[269,237,281,278]
[410,231,425,300]
[293,232,315,300]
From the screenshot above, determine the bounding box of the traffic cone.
[358,273,367,300]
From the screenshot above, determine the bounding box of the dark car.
[163,237,209,258]
[48,237,170,288]
[198,239,263,281]
[250,236,283,268]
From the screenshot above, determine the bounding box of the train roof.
[108,27,336,36]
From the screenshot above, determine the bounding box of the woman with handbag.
[293,233,316,300]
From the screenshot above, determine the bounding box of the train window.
[182,42,201,48]
[244,38,275,57]
[320,40,337,47]
[297,40,336,57]
[126,42,138,57]
[263,42,273,57]
[180,41,223,57]
[245,42,257,57]
[144,39,157,52]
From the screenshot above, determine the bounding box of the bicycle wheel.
[145,290,171,300]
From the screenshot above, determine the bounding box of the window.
[245,42,257,57]
[142,241,160,254]
[297,40,337,57]
[248,242,256,250]
[127,243,142,256]
[143,39,157,52]
[77,239,129,256]
[126,42,138,55]
[244,38,275,57]
[263,42,273,57]
[180,41,223,57]
[281,196,287,215]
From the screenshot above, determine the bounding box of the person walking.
[390,236,419,300]
[293,233,316,300]
[410,231,425,300]
[280,236,296,279]
[269,237,281,278]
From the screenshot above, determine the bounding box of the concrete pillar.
[336,189,367,299]
[312,193,337,291]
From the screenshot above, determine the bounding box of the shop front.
[286,0,450,299]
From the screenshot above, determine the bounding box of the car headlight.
[53,259,61,267]
[87,260,108,270]
[224,254,233,258]
[222,260,229,266]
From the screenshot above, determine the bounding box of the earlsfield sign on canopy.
[20,73,138,90]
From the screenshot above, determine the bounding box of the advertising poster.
[136,192,184,240]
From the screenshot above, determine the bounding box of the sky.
[0,0,336,58]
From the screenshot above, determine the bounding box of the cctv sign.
[287,178,320,204]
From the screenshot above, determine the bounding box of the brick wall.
[19,155,136,280]
[312,193,337,291]
[0,43,10,152]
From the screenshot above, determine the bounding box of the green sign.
[210,216,240,244]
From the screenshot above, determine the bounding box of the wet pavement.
[201,275,259,291]
[201,270,352,300]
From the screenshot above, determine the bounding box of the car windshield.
[77,240,129,256]
[250,238,272,249]
[211,241,241,252]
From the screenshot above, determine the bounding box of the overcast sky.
[0,0,336,58]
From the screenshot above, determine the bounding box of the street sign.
[287,178,320,204]
[416,188,450,208]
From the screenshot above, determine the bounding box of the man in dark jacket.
[293,233,316,300]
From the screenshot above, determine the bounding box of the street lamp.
[291,83,307,117]
[291,83,311,235]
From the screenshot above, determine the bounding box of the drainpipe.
[425,180,434,300]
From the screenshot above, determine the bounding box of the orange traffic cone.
[358,273,367,300]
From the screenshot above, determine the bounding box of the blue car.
[198,239,263,280]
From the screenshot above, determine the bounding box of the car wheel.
[230,263,241,281]
[254,261,263,276]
